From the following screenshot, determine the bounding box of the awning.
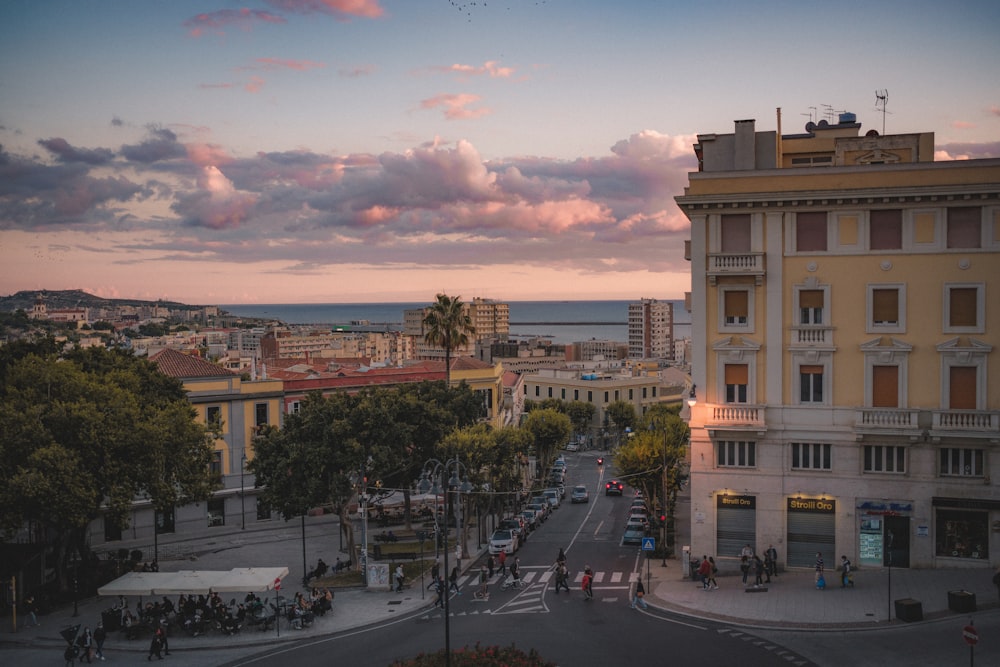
[97,567,289,597]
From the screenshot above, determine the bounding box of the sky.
[1,0,998,305]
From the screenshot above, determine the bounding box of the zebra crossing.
[455,565,639,590]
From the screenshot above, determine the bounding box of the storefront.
[857,499,912,568]
[716,494,756,559]
[786,497,835,568]
[933,497,995,562]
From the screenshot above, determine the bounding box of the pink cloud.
[173,166,257,230]
[245,76,266,93]
[265,0,385,20]
[183,8,286,37]
[198,82,236,90]
[991,106,1000,117]
[420,93,491,120]
[187,143,235,168]
[951,120,976,130]
[253,58,326,71]
[434,61,515,79]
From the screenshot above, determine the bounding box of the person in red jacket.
[581,566,594,600]
[697,555,712,590]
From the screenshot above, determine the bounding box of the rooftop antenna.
[801,106,817,124]
[875,89,890,135]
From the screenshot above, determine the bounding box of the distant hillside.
[0,289,207,313]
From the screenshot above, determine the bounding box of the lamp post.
[240,451,247,531]
[70,550,79,618]
[417,458,472,667]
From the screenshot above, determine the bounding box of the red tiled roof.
[150,348,236,379]
[450,356,493,371]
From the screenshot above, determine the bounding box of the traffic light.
[659,514,666,524]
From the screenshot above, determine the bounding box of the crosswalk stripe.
[610,572,623,583]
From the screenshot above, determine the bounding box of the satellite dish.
[805,121,816,132]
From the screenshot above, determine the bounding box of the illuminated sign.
[787,497,835,513]
[717,494,755,509]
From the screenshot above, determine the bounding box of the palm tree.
[423,294,476,386]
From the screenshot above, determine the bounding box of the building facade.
[676,113,1000,571]
[628,298,674,360]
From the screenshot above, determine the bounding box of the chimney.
[734,119,756,170]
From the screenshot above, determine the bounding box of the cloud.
[951,121,976,130]
[339,64,376,78]
[172,166,257,230]
[264,0,385,20]
[420,93,491,120]
[183,8,286,37]
[431,61,515,79]
[991,106,1000,117]
[245,76,267,94]
[121,126,187,164]
[935,140,1000,161]
[38,138,115,165]
[253,58,326,71]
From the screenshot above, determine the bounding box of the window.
[724,364,748,403]
[574,389,579,400]
[561,388,566,399]
[944,284,984,333]
[603,391,609,403]
[946,207,981,249]
[547,387,552,398]
[799,289,824,325]
[939,448,984,477]
[869,209,902,250]
[791,443,831,470]
[155,507,175,534]
[872,288,898,325]
[724,290,748,326]
[628,389,633,400]
[587,391,593,402]
[796,212,828,251]
[535,386,540,397]
[207,498,226,527]
[209,450,223,477]
[104,515,122,542]
[949,366,977,410]
[721,214,751,253]
[206,405,221,427]
[863,445,906,473]
[255,403,269,428]
[642,388,647,398]
[289,401,301,414]
[799,365,824,403]
[718,440,756,467]
[936,509,989,559]
[872,366,899,408]
[652,386,657,397]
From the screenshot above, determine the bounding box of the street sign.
[641,537,655,551]
[963,624,978,646]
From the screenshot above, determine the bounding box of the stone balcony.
[854,408,922,437]
[931,410,1000,441]
[707,252,765,284]
[705,404,766,434]
[789,325,834,347]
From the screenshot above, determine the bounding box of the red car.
[605,480,624,496]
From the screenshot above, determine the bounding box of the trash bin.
[681,546,691,578]
[948,590,976,613]
[894,598,923,622]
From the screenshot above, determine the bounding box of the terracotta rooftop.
[150,348,236,379]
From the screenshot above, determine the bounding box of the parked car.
[564,441,580,452]
[519,509,539,530]
[629,507,649,522]
[499,517,526,543]
[571,485,590,503]
[489,529,518,555]
[527,502,549,522]
[605,480,624,496]
[622,525,646,546]
[543,488,561,508]
[625,516,648,531]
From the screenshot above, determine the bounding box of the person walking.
[815,552,825,589]
[93,622,107,661]
[448,565,461,594]
[477,565,490,599]
[707,556,719,589]
[147,629,163,661]
[765,544,778,580]
[753,555,765,587]
[394,564,404,592]
[840,556,853,588]
[630,579,648,609]
[581,566,594,601]
[486,554,495,579]
[554,562,570,593]
[431,578,445,609]
[497,550,507,577]
[697,555,712,590]
[23,595,39,628]
[76,627,93,663]
[740,555,751,585]
[428,558,441,590]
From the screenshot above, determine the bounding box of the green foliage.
[389,642,556,667]
[91,320,115,331]
[565,400,596,435]
[523,408,571,472]
[137,322,169,337]
[615,409,689,532]
[422,294,476,385]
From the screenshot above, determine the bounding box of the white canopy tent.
[97,567,288,597]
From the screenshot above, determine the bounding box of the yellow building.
[676,112,1000,571]
[450,356,506,430]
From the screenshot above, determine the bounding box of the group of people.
[737,543,778,588]
[62,623,108,664]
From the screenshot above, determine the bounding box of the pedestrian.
[707,556,719,589]
[432,578,445,609]
[156,624,170,656]
[428,558,440,589]
[740,543,754,560]
[509,556,521,586]
[765,544,778,580]
[147,631,163,661]
[64,643,79,667]
[740,555,750,585]
[23,595,39,628]
[76,626,93,663]
[486,553,495,579]
[497,549,507,577]
[840,556,853,588]
[697,555,712,590]
[555,562,570,593]
[582,566,594,601]
[93,622,107,661]
[556,547,566,566]
[630,579,648,609]
[753,555,765,587]
[815,552,825,589]
[394,564,404,592]
[448,565,461,594]
[477,565,489,598]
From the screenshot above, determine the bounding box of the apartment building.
[628,298,674,360]
[405,297,509,361]
[676,112,1000,571]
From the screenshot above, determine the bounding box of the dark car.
[570,485,589,503]
[605,480,624,496]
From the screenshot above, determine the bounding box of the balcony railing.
[790,325,833,346]
[932,410,1000,434]
[854,408,920,431]
[706,404,766,430]
[707,252,765,276]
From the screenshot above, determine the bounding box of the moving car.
[605,480,624,496]
[489,529,518,555]
[571,485,590,503]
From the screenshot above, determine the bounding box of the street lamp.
[417,458,472,667]
[70,550,79,617]
[240,451,247,531]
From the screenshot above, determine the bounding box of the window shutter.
[724,291,748,318]
[949,366,977,410]
[870,209,903,250]
[949,288,977,328]
[721,214,751,253]
[799,290,823,309]
[796,212,828,251]
[800,365,823,375]
[725,364,748,385]
[872,289,898,323]
[872,365,898,407]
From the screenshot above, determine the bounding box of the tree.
[523,408,571,477]
[423,294,476,386]
[565,401,596,440]
[606,400,637,447]
[0,347,217,591]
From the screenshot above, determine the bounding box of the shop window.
[791,443,831,470]
[799,365,824,403]
[949,366,977,410]
[717,440,755,467]
[946,207,981,249]
[796,212,828,252]
[207,498,226,527]
[863,445,905,473]
[720,214,751,253]
[936,509,989,559]
[798,289,824,325]
[725,364,748,403]
[939,448,984,477]
[869,209,903,250]
[872,366,899,407]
